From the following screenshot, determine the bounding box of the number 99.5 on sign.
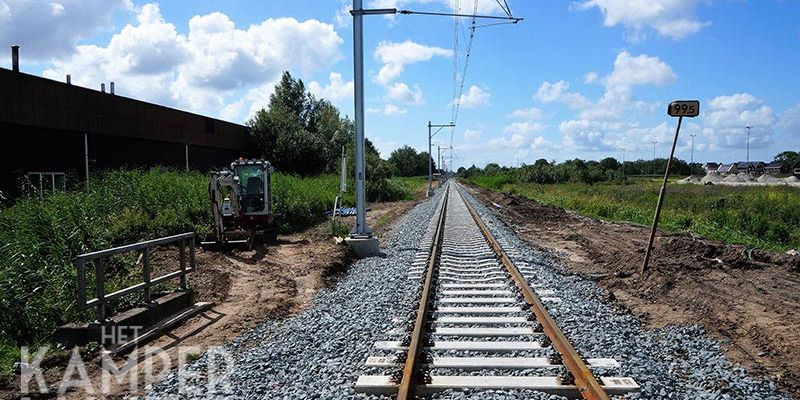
[667,100,700,117]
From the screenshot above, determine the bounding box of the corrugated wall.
[0,68,254,196]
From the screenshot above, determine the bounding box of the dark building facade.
[1,67,252,196]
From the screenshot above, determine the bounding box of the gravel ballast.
[457,184,790,400]
[144,182,790,399]
[145,189,444,399]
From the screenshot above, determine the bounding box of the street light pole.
[621,147,626,177]
[689,134,696,165]
[745,126,751,163]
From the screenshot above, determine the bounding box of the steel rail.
[396,187,450,399]
[456,184,610,400]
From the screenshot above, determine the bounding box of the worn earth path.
[463,182,800,399]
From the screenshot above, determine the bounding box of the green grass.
[0,167,415,377]
[468,179,800,252]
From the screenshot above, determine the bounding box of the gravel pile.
[700,172,722,184]
[144,189,445,400]
[459,185,790,400]
[723,174,745,183]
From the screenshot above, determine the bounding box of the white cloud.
[779,103,800,134]
[386,82,424,106]
[50,2,65,16]
[464,129,481,141]
[559,119,616,151]
[489,122,547,149]
[0,0,131,60]
[41,4,343,120]
[334,3,352,27]
[368,104,407,116]
[575,0,710,41]
[369,135,401,158]
[603,51,676,93]
[509,107,544,120]
[535,81,591,109]
[700,93,777,151]
[383,104,407,116]
[374,40,452,85]
[526,51,678,153]
[504,122,546,136]
[530,136,558,151]
[489,134,527,149]
[308,72,354,102]
[454,85,490,108]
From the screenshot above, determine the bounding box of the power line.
[450,0,479,147]
[495,0,512,16]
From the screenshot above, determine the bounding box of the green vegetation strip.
[0,168,422,376]
[468,177,800,253]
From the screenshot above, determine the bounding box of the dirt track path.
[464,182,800,398]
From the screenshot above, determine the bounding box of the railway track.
[356,182,639,399]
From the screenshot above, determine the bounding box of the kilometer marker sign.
[641,100,701,274]
[667,100,700,118]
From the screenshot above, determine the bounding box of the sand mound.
[786,176,800,183]
[736,172,757,182]
[758,174,780,183]
[723,174,745,183]
[679,176,701,184]
[701,172,723,184]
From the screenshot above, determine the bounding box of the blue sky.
[2,0,799,168]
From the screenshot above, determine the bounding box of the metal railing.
[76,232,196,322]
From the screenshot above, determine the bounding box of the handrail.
[76,232,196,322]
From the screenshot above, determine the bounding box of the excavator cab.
[202,159,276,249]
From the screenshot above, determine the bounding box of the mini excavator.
[202,158,276,249]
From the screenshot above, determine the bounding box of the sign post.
[641,100,700,274]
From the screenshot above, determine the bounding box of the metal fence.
[76,232,196,322]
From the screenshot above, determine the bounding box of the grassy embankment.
[468,175,800,252]
[0,168,422,377]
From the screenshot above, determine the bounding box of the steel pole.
[641,116,683,274]
[427,121,432,197]
[437,146,441,177]
[352,0,371,235]
[746,126,751,163]
[84,133,89,189]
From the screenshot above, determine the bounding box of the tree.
[248,71,353,176]
[388,146,434,176]
[388,146,419,176]
[599,157,620,171]
[484,163,502,175]
[774,151,800,166]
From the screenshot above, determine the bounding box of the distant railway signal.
[641,100,701,274]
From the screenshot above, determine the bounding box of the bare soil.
[2,196,423,399]
[464,183,800,399]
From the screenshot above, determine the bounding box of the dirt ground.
[3,194,424,400]
[463,183,800,399]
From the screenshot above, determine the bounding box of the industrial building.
[0,46,252,197]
